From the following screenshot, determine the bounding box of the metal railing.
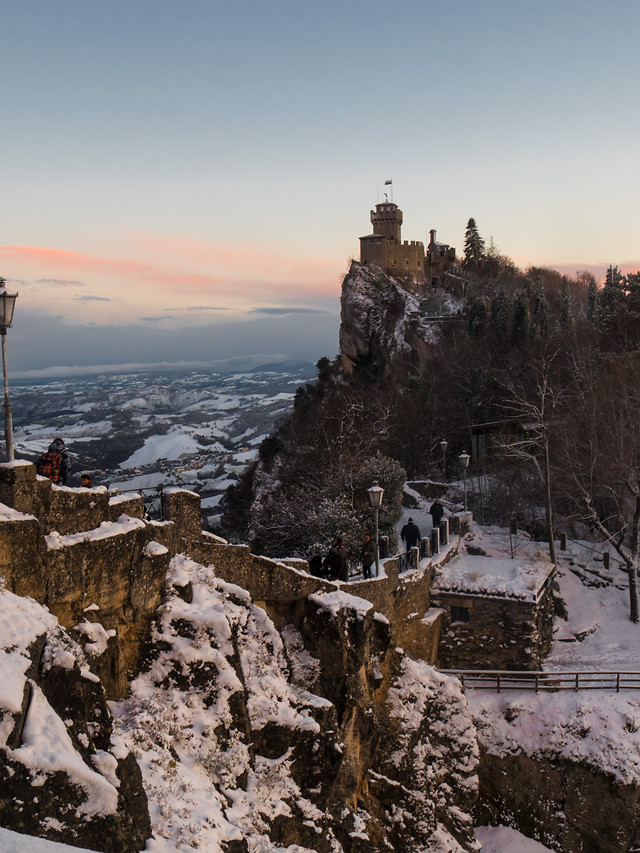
[111,485,165,520]
[441,669,640,692]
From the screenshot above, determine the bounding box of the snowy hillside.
[10,365,315,528]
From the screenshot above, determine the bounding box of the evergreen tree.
[490,291,510,341]
[597,265,624,329]
[532,281,548,337]
[560,277,573,327]
[586,275,598,318]
[626,271,640,313]
[511,293,530,344]
[467,296,487,337]
[463,218,485,269]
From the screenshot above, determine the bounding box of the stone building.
[359,200,457,286]
[430,553,556,670]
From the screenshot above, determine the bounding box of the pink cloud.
[0,243,342,302]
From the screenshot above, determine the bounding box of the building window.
[451,606,470,623]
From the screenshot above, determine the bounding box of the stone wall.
[431,579,556,670]
[189,539,447,666]
[0,461,145,535]
[0,461,458,698]
[0,462,191,697]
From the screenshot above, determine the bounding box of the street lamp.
[440,438,448,481]
[458,450,470,511]
[0,280,17,462]
[367,480,384,577]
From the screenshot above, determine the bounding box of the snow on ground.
[466,528,640,788]
[119,428,202,468]
[0,826,94,852]
[475,825,553,852]
[0,590,122,822]
[110,472,166,491]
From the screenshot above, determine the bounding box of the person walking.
[400,517,421,551]
[37,437,70,485]
[360,532,376,580]
[430,498,444,529]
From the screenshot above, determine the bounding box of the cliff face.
[339,261,462,378]
[112,555,481,852]
[0,588,150,852]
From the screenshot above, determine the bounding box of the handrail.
[440,669,640,692]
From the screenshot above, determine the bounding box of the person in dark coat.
[37,437,70,485]
[360,532,376,580]
[430,498,444,528]
[308,554,325,578]
[323,537,349,582]
[400,517,421,551]
[335,537,349,582]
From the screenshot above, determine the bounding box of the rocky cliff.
[112,554,481,852]
[0,587,150,852]
[339,261,463,378]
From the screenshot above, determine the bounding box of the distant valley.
[11,363,316,529]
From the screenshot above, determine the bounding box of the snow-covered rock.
[112,555,481,852]
[339,261,461,378]
[0,589,150,852]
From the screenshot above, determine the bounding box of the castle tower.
[370,202,403,243]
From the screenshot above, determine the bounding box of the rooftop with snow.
[432,553,554,602]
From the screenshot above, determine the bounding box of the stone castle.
[359,199,457,286]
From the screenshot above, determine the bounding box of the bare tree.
[558,353,640,622]
[498,354,564,565]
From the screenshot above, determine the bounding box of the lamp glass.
[0,290,18,329]
[367,483,384,509]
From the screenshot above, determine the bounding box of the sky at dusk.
[2,0,639,376]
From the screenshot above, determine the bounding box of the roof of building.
[432,554,554,602]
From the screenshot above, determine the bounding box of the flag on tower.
[384,179,392,185]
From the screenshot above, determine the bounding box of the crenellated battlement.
[360,199,457,287]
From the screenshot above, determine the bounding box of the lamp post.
[440,438,448,481]
[458,450,470,511]
[0,280,17,462]
[367,481,384,577]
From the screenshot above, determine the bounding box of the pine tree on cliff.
[597,265,625,332]
[463,217,485,270]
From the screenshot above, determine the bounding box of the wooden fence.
[440,669,640,692]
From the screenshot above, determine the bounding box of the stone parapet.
[108,493,145,522]
[163,487,202,545]
[0,463,199,698]
[450,511,473,536]
[0,460,38,514]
